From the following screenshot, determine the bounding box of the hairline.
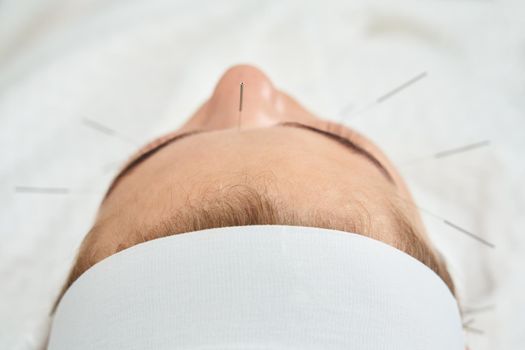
[52,184,456,314]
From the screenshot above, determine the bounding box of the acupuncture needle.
[462,318,475,328]
[340,71,427,121]
[82,117,139,146]
[238,82,244,131]
[400,140,491,166]
[464,326,485,335]
[14,186,70,194]
[13,186,102,195]
[397,197,495,248]
[15,119,139,196]
[417,204,495,248]
[462,305,495,315]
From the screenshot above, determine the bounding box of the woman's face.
[66,64,451,293]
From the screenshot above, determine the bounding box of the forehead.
[99,126,394,216]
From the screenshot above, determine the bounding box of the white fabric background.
[0,0,523,349]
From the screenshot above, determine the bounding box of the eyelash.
[122,120,361,185]
[130,131,188,163]
[134,121,358,157]
[317,121,360,143]
[105,120,376,201]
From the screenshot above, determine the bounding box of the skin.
[79,64,436,283]
[49,64,466,350]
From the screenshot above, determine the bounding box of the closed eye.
[276,121,395,184]
[103,120,395,200]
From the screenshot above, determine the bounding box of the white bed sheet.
[0,0,523,349]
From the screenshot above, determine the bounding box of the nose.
[208,64,277,128]
[183,64,315,131]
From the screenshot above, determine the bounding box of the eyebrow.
[103,122,394,200]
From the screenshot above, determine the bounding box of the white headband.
[48,225,464,349]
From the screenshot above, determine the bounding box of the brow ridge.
[103,122,394,200]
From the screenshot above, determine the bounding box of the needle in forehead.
[238,82,244,131]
